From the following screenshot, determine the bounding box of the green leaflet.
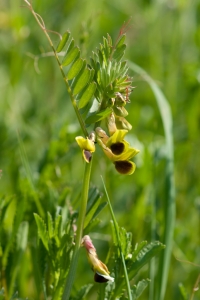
[54,214,62,247]
[113,106,128,117]
[67,58,84,80]
[62,46,80,67]
[17,222,29,251]
[78,82,96,109]
[131,241,148,262]
[115,34,126,49]
[119,227,132,259]
[83,218,101,234]
[129,241,165,279]
[132,279,150,300]
[47,212,54,239]
[72,67,91,95]
[34,213,49,251]
[69,284,93,300]
[85,107,112,125]
[112,44,126,61]
[56,31,71,53]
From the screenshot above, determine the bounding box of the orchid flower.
[81,235,114,283]
[95,127,139,175]
[75,132,95,163]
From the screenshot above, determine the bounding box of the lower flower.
[81,235,114,283]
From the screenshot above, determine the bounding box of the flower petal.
[106,129,128,147]
[75,136,95,152]
[115,116,132,130]
[110,141,125,155]
[95,127,109,145]
[94,272,114,283]
[114,160,136,175]
[83,150,92,163]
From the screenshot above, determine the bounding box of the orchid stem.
[101,176,132,300]
[62,160,93,300]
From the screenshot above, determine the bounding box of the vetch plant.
[0,1,168,299]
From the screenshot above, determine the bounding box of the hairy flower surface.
[96,127,139,175]
[81,235,114,283]
[75,133,95,163]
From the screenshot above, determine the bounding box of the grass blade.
[129,62,175,300]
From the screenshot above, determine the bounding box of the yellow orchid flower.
[95,127,139,175]
[75,133,95,163]
[81,235,114,283]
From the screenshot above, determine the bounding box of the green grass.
[0,0,200,299]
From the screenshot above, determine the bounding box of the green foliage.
[131,279,150,300]
[1,0,200,299]
[178,283,188,300]
[69,284,93,300]
[34,213,49,251]
[56,31,71,53]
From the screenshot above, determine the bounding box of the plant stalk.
[25,0,88,137]
[62,160,93,300]
[101,176,132,300]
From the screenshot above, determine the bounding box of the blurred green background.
[0,0,200,299]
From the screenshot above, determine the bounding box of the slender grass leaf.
[78,82,96,109]
[129,61,175,300]
[85,107,112,125]
[129,241,165,279]
[56,31,71,53]
[131,279,150,300]
[67,58,83,80]
[47,212,54,239]
[34,213,49,251]
[110,220,118,246]
[62,46,80,67]
[101,176,132,299]
[72,68,91,95]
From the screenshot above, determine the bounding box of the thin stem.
[62,160,93,300]
[25,0,88,137]
[190,273,200,300]
[101,176,132,300]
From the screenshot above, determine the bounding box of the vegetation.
[0,0,200,299]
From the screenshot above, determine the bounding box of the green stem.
[101,176,132,300]
[62,160,93,300]
[25,0,88,137]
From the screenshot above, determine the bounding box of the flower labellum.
[81,235,114,283]
[95,127,139,175]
